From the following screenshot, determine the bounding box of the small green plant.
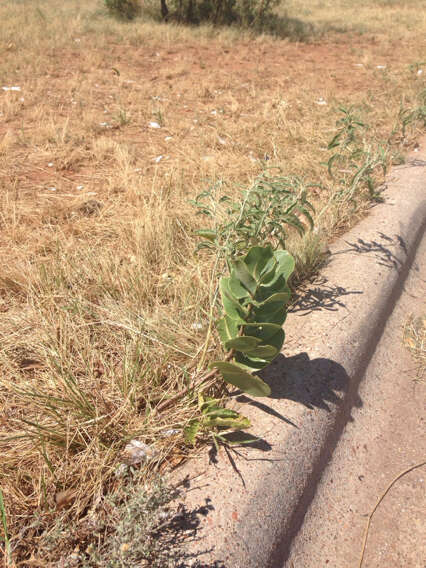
[324,106,388,206]
[210,243,294,393]
[104,0,140,19]
[177,243,295,441]
[393,90,426,141]
[184,393,251,448]
[114,108,131,127]
[191,172,315,261]
[152,109,165,127]
[184,172,312,446]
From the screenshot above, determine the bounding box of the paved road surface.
[284,235,426,567]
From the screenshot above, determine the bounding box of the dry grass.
[0,0,425,563]
[403,315,426,381]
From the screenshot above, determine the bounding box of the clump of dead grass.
[403,315,426,381]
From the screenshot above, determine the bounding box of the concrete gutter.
[172,141,426,568]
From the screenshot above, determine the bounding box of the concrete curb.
[173,143,426,568]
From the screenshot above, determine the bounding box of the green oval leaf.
[219,278,247,321]
[234,353,267,371]
[228,272,251,299]
[224,336,262,352]
[243,245,274,280]
[260,290,292,305]
[252,300,288,325]
[195,229,217,242]
[243,324,285,353]
[210,361,271,397]
[204,415,251,429]
[231,261,257,296]
[205,408,240,419]
[217,316,240,344]
[245,344,278,358]
[243,322,282,340]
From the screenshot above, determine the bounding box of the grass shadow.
[139,3,317,41]
[255,12,316,41]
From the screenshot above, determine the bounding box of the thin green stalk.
[197,285,219,372]
[0,489,12,565]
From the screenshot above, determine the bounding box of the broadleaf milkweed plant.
[185,172,314,445]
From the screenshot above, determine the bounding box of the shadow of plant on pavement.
[332,232,408,269]
[252,352,358,412]
[289,277,363,315]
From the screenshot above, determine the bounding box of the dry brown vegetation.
[404,315,426,381]
[0,0,425,564]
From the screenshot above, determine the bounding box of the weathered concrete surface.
[285,234,426,568]
[173,141,426,568]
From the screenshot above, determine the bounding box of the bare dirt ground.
[1,36,423,209]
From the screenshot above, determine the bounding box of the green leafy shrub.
[184,393,251,447]
[324,106,389,204]
[211,243,294,395]
[182,245,294,447]
[163,0,281,26]
[393,88,426,141]
[185,173,314,446]
[105,0,140,19]
[191,172,315,261]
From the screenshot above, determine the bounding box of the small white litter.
[122,440,157,466]
[47,162,54,167]
[149,121,161,129]
[417,69,423,76]
[191,322,203,330]
[154,155,163,163]
[76,185,84,190]
[48,187,57,191]
[164,136,173,141]
[2,86,21,92]
[376,65,386,69]
[161,429,180,438]
[316,98,327,105]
